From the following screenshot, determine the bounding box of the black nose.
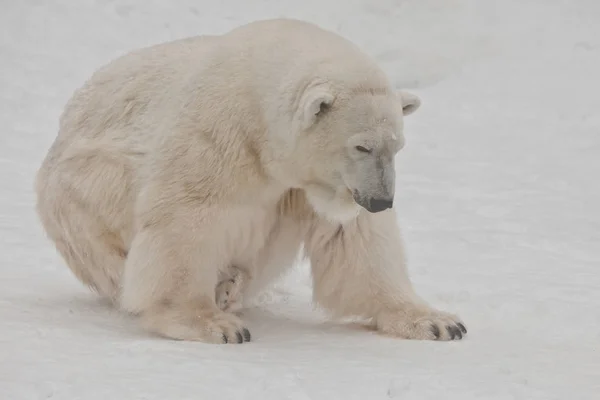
[367,197,394,213]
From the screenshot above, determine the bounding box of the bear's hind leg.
[35,151,132,303]
[49,211,126,303]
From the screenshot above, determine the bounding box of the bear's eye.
[317,101,330,115]
[355,145,372,153]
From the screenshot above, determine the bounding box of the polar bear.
[35,18,466,344]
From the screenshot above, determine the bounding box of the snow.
[1,0,599,398]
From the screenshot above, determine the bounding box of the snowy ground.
[1,1,599,399]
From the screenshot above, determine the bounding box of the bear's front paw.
[200,310,252,344]
[376,308,467,341]
[141,303,252,344]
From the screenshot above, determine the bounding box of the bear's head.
[279,84,421,223]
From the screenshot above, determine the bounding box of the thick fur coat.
[35,19,466,343]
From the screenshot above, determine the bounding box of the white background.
[1,1,599,399]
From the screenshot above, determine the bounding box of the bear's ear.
[301,88,334,129]
[397,91,421,116]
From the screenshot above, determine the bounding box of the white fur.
[35,19,466,344]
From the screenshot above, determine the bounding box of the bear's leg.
[35,151,133,304]
[39,199,126,304]
[305,209,467,341]
[120,206,251,343]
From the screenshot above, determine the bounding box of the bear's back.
[57,35,220,143]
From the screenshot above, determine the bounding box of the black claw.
[448,325,462,340]
[446,326,456,340]
[235,331,243,344]
[431,324,441,339]
[454,326,463,340]
[457,323,467,334]
[242,328,251,342]
[222,334,228,344]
